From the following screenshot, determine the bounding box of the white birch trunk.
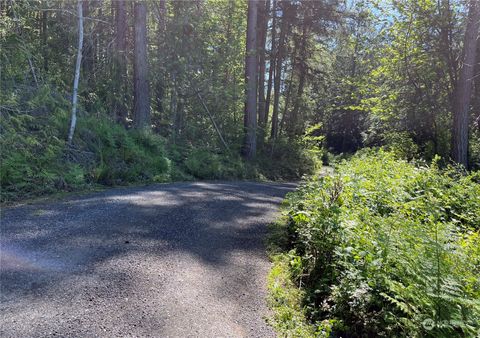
[67,0,84,145]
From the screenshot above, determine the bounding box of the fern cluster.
[282,150,480,337]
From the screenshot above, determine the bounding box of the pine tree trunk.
[133,1,150,129]
[473,44,480,132]
[154,0,166,121]
[41,8,48,72]
[82,1,95,87]
[264,0,276,133]
[257,0,269,146]
[452,0,480,167]
[271,2,288,140]
[280,47,296,135]
[242,0,258,159]
[290,22,308,136]
[113,0,128,124]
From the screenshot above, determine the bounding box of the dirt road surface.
[0,182,295,337]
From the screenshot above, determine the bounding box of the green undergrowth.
[268,150,480,337]
[0,111,171,202]
[1,110,317,203]
[267,219,334,338]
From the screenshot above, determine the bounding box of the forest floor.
[0,181,296,337]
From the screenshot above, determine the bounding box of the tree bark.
[280,46,296,135]
[473,42,480,131]
[67,0,84,145]
[242,0,258,159]
[264,0,276,132]
[170,73,179,141]
[82,1,95,85]
[41,7,48,72]
[271,1,288,140]
[438,0,457,93]
[133,1,150,129]
[290,21,308,136]
[280,28,299,135]
[257,0,269,145]
[154,0,166,121]
[452,0,480,167]
[113,0,128,124]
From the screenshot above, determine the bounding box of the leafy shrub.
[184,149,246,180]
[260,136,318,180]
[184,149,222,179]
[470,132,480,170]
[0,111,72,200]
[267,253,331,338]
[278,150,480,337]
[76,116,169,185]
[383,131,419,160]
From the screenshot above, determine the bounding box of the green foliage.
[382,131,420,160]
[0,111,170,202]
[260,137,319,180]
[183,149,246,180]
[0,90,319,202]
[267,219,337,337]
[75,116,169,185]
[176,134,319,181]
[355,0,461,161]
[1,109,317,202]
[267,253,333,338]
[275,150,480,337]
[470,133,480,170]
[1,111,70,200]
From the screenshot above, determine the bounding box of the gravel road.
[0,182,295,337]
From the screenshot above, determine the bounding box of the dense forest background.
[1,0,480,202]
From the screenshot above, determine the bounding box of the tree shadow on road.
[0,182,296,337]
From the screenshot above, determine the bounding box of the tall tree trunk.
[452,0,480,166]
[271,1,288,140]
[280,32,298,135]
[264,0,276,132]
[81,0,95,113]
[473,43,480,132]
[174,96,184,139]
[170,73,179,142]
[133,1,150,129]
[41,8,48,72]
[438,0,457,93]
[67,0,84,145]
[154,0,166,121]
[113,0,128,124]
[82,1,94,85]
[96,4,102,67]
[257,0,269,146]
[290,21,308,136]
[242,0,258,159]
[280,48,296,135]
